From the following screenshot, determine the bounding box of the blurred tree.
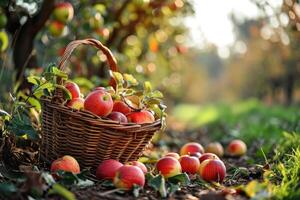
[0,0,194,93]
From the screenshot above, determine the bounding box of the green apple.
[53,2,74,23]
[48,21,66,37]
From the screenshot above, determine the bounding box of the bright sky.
[185,0,283,50]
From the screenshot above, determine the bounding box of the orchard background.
[0,0,299,200]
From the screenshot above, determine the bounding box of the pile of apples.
[64,81,156,124]
[50,139,247,191]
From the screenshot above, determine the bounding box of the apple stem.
[100,188,123,196]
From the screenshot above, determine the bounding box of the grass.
[172,99,300,154]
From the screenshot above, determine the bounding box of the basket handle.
[58,38,118,74]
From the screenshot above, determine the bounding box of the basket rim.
[40,95,162,129]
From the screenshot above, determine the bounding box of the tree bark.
[5,0,55,88]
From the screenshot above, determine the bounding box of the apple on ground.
[108,111,128,123]
[127,161,147,174]
[64,81,80,99]
[180,142,204,155]
[48,21,66,37]
[199,159,226,183]
[179,155,200,174]
[205,142,224,157]
[156,157,182,178]
[126,110,155,124]
[112,101,132,115]
[199,153,219,163]
[113,165,145,190]
[84,90,113,117]
[67,98,84,110]
[227,139,247,156]
[164,152,180,160]
[51,155,80,175]
[96,159,123,180]
[53,2,74,23]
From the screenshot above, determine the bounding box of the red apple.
[64,81,80,99]
[53,2,74,23]
[199,153,219,163]
[108,111,128,123]
[126,110,155,124]
[67,97,84,110]
[189,152,202,158]
[199,159,226,183]
[156,157,182,178]
[96,159,123,180]
[227,139,247,156]
[112,101,132,115]
[179,155,200,174]
[205,142,224,157]
[180,142,204,155]
[51,155,80,174]
[84,90,113,117]
[113,165,145,190]
[128,161,147,174]
[93,87,106,92]
[164,152,180,160]
[48,21,66,37]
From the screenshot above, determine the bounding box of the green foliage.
[173,99,300,149]
[0,165,92,199]
[147,172,190,198]
[240,132,300,200]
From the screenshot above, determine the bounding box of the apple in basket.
[108,111,128,123]
[67,97,84,110]
[112,100,132,115]
[126,110,155,124]
[64,81,81,99]
[84,90,113,117]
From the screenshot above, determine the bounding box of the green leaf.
[0,31,9,52]
[48,184,76,200]
[0,183,17,197]
[27,97,41,111]
[27,76,41,85]
[148,175,167,198]
[132,184,142,197]
[144,81,152,93]
[168,173,190,186]
[167,182,180,195]
[123,74,138,87]
[0,108,10,117]
[51,67,68,80]
[111,72,124,86]
[56,170,94,188]
[41,172,56,185]
[150,90,163,98]
[55,85,72,100]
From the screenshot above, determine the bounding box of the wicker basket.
[40,38,162,169]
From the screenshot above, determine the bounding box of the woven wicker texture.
[40,39,162,168]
